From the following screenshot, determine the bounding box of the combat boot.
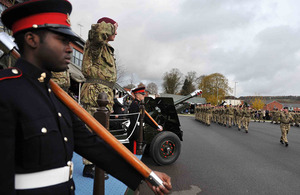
[280,140,283,144]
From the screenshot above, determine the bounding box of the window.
[72,48,83,68]
[0,3,10,33]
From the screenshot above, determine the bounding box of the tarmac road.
[139,116,300,195]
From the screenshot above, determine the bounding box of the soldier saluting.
[0,0,171,194]
[79,16,118,178]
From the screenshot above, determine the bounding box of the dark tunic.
[0,58,143,195]
[127,99,158,152]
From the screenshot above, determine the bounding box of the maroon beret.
[97,17,116,24]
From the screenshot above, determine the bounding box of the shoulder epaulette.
[0,68,22,81]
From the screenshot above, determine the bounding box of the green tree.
[198,73,232,105]
[162,68,182,94]
[180,71,196,95]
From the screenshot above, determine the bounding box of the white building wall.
[224,99,242,106]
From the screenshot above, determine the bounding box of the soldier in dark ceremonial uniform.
[127,86,163,153]
[0,1,171,194]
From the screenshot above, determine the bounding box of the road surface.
[140,116,300,195]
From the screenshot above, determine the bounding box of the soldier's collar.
[15,58,51,83]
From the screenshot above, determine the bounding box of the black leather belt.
[85,78,115,89]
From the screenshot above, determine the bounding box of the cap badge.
[66,13,71,25]
[38,72,46,82]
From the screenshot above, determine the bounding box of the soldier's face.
[36,31,72,72]
[136,93,145,101]
[108,23,118,42]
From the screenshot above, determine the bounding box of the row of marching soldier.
[195,104,295,147]
[195,104,252,133]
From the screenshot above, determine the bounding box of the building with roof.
[263,100,300,111]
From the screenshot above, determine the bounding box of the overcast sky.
[70,0,300,97]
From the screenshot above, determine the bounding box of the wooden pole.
[93,93,109,195]
[50,80,152,178]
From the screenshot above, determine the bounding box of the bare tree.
[138,82,145,87]
[196,74,206,87]
[147,82,158,94]
[122,74,136,89]
[115,53,126,83]
[162,68,182,94]
[123,83,135,89]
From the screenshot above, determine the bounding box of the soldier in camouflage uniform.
[51,70,70,91]
[274,108,281,124]
[226,104,234,128]
[270,108,276,124]
[294,111,300,127]
[80,17,118,113]
[206,103,212,126]
[242,106,251,133]
[212,106,216,123]
[216,106,220,124]
[280,107,294,146]
[236,106,243,131]
[80,17,118,178]
[233,106,237,126]
[289,110,295,126]
[222,106,227,126]
[257,109,265,122]
[219,106,223,125]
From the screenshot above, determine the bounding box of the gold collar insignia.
[38,72,46,82]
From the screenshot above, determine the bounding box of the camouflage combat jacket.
[242,108,251,117]
[227,107,234,115]
[80,22,117,112]
[280,112,293,124]
[51,70,70,91]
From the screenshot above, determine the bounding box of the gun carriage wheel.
[149,131,181,165]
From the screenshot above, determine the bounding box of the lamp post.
[234,82,238,97]
[217,87,219,105]
[78,23,83,37]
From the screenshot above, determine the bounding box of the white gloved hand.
[157,125,163,131]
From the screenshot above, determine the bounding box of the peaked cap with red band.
[132,86,146,95]
[1,0,79,40]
